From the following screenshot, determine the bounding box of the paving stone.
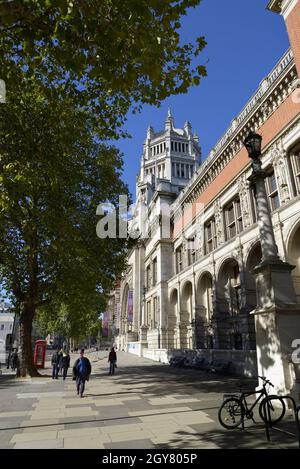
[105,438,156,449]
[108,430,154,443]
[11,430,58,443]
[128,405,191,417]
[13,439,63,449]
[63,436,106,449]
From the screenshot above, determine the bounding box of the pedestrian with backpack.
[72,349,91,397]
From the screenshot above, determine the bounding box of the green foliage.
[0,76,130,334]
[0,0,206,139]
[34,302,101,341]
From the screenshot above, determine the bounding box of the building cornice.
[267,0,282,13]
[173,49,296,212]
[267,0,298,18]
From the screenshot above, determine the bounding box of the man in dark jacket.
[108,347,117,375]
[60,350,71,380]
[72,349,91,397]
[51,349,61,379]
[10,349,18,371]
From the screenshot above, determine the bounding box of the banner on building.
[115,301,120,323]
[102,311,109,337]
[127,290,133,323]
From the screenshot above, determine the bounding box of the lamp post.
[244,131,300,397]
[244,131,280,263]
[139,286,148,350]
[142,286,147,325]
[190,318,196,349]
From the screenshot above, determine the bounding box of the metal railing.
[261,395,300,448]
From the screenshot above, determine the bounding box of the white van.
[0,338,7,366]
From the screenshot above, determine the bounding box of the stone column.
[249,165,300,398]
[249,169,279,262]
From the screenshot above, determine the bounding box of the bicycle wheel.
[259,395,286,425]
[218,397,243,429]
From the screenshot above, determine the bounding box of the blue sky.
[115,0,290,198]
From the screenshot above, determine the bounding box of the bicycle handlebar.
[258,376,274,387]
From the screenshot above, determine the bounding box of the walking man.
[11,349,18,371]
[72,349,91,397]
[60,349,70,380]
[51,348,61,380]
[108,347,117,375]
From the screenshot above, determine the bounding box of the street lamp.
[244,131,279,263]
[243,132,300,395]
[244,131,262,160]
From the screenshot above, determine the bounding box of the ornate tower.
[136,109,201,208]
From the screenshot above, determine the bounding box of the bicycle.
[218,376,286,430]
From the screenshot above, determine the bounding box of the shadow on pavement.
[92,364,257,397]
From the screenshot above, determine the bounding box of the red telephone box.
[33,340,47,368]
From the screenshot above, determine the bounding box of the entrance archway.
[181,281,193,348]
[196,272,214,348]
[217,258,241,349]
[168,288,178,348]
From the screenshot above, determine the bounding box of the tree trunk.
[18,303,40,377]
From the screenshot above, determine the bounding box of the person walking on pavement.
[72,349,91,397]
[60,349,70,380]
[58,348,64,376]
[51,348,61,379]
[108,347,117,375]
[10,349,18,371]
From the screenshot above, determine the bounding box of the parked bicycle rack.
[261,395,300,448]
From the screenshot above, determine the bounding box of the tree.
[0,0,206,139]
[34,302,103,349]
[0,78,130,376]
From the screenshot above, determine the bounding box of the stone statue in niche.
[271,140,290,204]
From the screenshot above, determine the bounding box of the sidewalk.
[0,351,298,449]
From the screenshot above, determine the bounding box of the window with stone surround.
[153,297,158,328]
[290,144,300,195]
[205,218,217,254]
[187,237,196,266]
[146,264,151,289]
[175,245,183,273]
[146,301,151,327]
[265,169,280,211]
[224,198,243,241]
[152,258,157,285]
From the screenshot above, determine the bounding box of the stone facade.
[110,1,300,391]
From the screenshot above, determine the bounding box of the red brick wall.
[173,94,300,237]
[286,0,300,77]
